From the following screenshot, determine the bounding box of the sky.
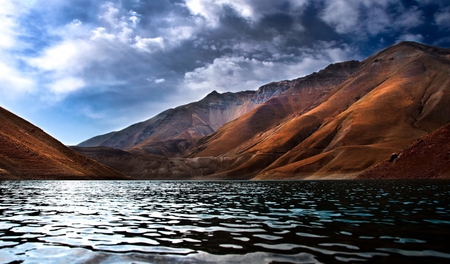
[1,0,449,145]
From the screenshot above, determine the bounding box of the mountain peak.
[205,90,220,97]
[382,41,450,58]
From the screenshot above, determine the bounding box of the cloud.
[184,0,309,28]
[133,36,165,52]
[435,7,450,29]
[319,0,360,34]
[49,77,86,94]
[184,0,253,27]
[396,33,424,43]
[183,43,354,93]
[0,61,35,94]
[395,6,423,28]
[23,2,168,101]
[0,1,35,95]
[319,0,424,37]
[0,1,19,49]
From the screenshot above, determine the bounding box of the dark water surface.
[0,180,450,263]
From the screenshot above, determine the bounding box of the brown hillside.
[0,106,128,180]
[186,42,450,179]
[74,42,450,180]
[253,42,450,179]
[78,85,290,153]
[356,123,450,179]
[189,61,360,157]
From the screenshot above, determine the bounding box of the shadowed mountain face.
[75,42,450,180]
[0,107,128,180]
[356,123,450,179]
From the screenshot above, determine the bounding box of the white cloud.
[133,36,165,53]
[24,1,168,101]
[183,44,353,93]
[184,0,308,28]
[0,1,18,49]
[365,7,391,35]
[320,0,360,34]
[155,78,165,83]
[49,77,85,94]
[28,40,80,72]
[91,27,116,40]
[320,0,423,36]
[395,6,423,28]
[435,8,450,29]
[0,1,35,95]
[166,26,197,44]
[0,61,35,94]
[396,33,424,43]
[184,0,226,27]
[99,2,122,28]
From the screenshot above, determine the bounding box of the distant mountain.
[0,106,128,180]
[75,41,450,180]
[356,123,450,179]
[78,61,359,156]
[78,85,291,154]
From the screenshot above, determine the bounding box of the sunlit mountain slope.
[0,107,128,180]
[75,42,450,180]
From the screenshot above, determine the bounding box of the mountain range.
[73,41,450,180]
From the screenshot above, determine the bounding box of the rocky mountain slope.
[75,42,450,180]
[356,123,450,179]
[0,106,128,180]
[78,84,291,154]
[249,41,450,179]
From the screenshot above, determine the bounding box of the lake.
[0,180,449,263]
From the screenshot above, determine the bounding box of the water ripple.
[0,180,449,263]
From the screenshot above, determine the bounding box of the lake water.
[0,180,449,263]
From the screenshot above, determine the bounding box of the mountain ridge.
[78,85,291,152]
[0,106,129,180]
[74,41,450,180]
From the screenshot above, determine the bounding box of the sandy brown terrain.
[356,123,450,179]
[0,107,129,180]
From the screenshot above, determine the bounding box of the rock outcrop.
[356,123,450,179]
[0,107,128,180]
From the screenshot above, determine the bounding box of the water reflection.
[0,180,449,263]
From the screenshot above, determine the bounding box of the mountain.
[75,41,450,180]
[213,41,450,179]
[0,106,128,180]
[78,85,291,155]
[356,123,450,179]
[238,43,444,178]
